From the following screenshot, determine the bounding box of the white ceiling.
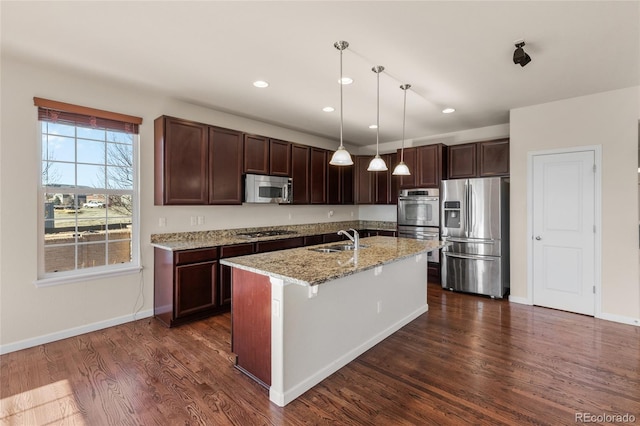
[2,1,639,147]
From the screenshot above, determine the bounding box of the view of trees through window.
[41,119,136,274]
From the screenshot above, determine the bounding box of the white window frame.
[35,116,141,287]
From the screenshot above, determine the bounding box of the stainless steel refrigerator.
[440,177,509,298]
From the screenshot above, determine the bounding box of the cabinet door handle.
[535,236,542,240]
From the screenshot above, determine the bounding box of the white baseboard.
[508,295,532,305]
[596,312,640,327]
[270,304,429,407]
[0,309,154,355]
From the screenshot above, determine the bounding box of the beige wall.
[510,87,640,323]
[0,53,360,352]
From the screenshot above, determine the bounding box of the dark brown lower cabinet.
[428,263,441,284]
[360,229,397,238]
[154,247,222,327]
[254,237,305,253]
[232,268,272,387]
[219,243,254,307]
[304,235,324,246]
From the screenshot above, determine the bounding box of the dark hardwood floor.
[2,283,638,425]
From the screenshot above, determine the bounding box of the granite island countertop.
[151,220,396,251]
[220,236,447,286]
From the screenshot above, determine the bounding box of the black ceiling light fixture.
[513,40,532,67]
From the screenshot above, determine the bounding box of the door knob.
[535,236,542,240]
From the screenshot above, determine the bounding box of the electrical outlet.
[158,217,166,227]
[328,210,334,218]
[197,216,204,225]
[190,216,197,226]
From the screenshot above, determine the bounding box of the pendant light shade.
[329,40,354,166]
[368,155,388,171]
[393,83,412,176]
[330,146,353,165]
[392,161,410,175]
[367,65,388,172]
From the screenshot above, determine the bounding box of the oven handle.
[398,197,439,202]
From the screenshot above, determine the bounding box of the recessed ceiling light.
[253,80,269,88]
[442,107,456,114]
[339,77,353,85]
[322,106,335,112]
[369,124,377,129]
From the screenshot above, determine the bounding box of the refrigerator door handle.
[464,181,469,238]
[444,252,498,261]
[468,182,473,235]
[446,237,495,244]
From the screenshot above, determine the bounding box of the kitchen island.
[221,236,446,407]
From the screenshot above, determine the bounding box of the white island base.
[233,253,429,407]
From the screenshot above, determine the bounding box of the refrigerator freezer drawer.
[441,252,505,298]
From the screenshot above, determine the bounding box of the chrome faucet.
[337,228,360,250]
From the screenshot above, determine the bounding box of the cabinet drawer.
[220,243,254,258]
[255,237,305,253]
[175,248,218,265]
[304,235,323,246]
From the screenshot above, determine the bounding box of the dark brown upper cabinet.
[327,163,354,205]
[448,143,477,179]
[310,148,328,204]
[155,116,243,205]
[209,126,244,204]
[447,138,509,179]
[478,138,509,177]
[398,147,417,189]
[154,116,209,205]
[354,154,398,205]
[243,134,269,174]
[416,144,447,188]
[269,139,292,177]
[355,155,375,204]
[388,152,400,204]
[375,154,392,204]
[291,144,310,204]
[397,144,447,189]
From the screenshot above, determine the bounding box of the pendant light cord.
[339,47,344,148]
[401,84,408,162]
[376,68,380,156]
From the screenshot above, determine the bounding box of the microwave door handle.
[282,183,289,202]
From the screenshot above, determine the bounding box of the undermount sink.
[309,244,368,253]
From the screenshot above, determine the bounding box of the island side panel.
[231,268,271,387]
[274,254,429,406]
[153,247,174,327]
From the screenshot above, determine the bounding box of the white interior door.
[532,150,596,315]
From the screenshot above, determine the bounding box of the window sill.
[34,265,143,288]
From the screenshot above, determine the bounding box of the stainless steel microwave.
[245,174,292,204]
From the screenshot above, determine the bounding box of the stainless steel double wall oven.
[397,188,440,264]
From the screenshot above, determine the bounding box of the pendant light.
[392,84,411,176]
[367,65,388,172]
[329,41,354,166]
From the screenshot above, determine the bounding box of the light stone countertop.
[150,220,396,251]
[220,236,447,286]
